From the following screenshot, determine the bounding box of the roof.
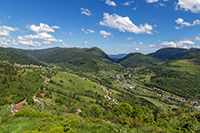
[41,93,46,97]
[15,104,23,110]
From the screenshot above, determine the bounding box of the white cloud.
[123,1,134,6]
[81,8,92,16]
[99,13,153,34]
[148,44,157,47]
[131,7,137,11]
[127,37,133,40]
[82,28,95,34]
[160,40,195,48]
[18,39,42,47]
[42,41,51,45]
[28,23,60,33]
[69,32,73,35]
[0,26,19,36]
[0,30,10,36]
[131,41,143,45]
[175,18,200,29]
[196,36,200,41]
[105,0,116,6]
[84,41,88,43]
[87,29,95,33]
[139,42,143,45]
[135,48,139,51]
[100,30,113,39]
[0,26,19,31]
[146,0,159,3]
[21,32,60,42]
[81,28,88,34]
[63,43,71,47]
[175,0,200,13]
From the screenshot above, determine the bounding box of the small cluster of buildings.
[10,104,23,113]
[44,78,50,85]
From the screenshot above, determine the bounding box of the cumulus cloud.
[160,40,195,48]
[42,41,51,45]
[99,13,153,34]
[0,30,10,36]
[175,18,200,29]
[80,8,92,16]
[21,32,61,42]
[69,32,73,35]
[105,0,116,6]
[28,23,60,33]
[63,43,71,47]
[135,48,139,51]
[82,28,95,34]
[87,29,95,33]
[132,41,143,45]
[131,7,137,11]
[123,1,134,6]
[148,44,157,47]
[146,0,159,3]
[81,28,88,34]
[0,26,19,36]
[175,0,200,13]
[127,37,133,40]
[100,30,113,39]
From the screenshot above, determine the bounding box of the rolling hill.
[148,47,200,62]
[118,53,160,68]
[2,47,121,72]
[0,47,43,65]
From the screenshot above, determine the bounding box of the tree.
[27,95,34,105]
[113,102,133,117]
[82,104,102,118]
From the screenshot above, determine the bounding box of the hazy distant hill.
[109,54,127,61]
[148,47,200,62]
[118,53,160,68]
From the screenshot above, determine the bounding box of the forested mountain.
[148,47,200,62]
[0,47,121,72]
[118,53,160,68]
[0,47,43,65]
[135,52,200,98]
[25,47,120,72]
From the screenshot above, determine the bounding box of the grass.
[168,59,200,74]
[50,72,106,95]
[139,96,169,110]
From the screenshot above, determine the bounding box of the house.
[41,93,46,97]
[12,104,23,112]
[76,109,82,113]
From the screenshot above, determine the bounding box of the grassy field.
[50,72,106,95]
[139,96,169,110]
[168,59,200,74]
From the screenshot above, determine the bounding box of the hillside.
[118,53,160,68]
[148,47,200,62]
[1,59,200,132]
[0,47,43,65]
[132,52,200,98]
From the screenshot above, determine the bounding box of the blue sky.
[1,0,200,54]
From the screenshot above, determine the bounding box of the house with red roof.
[41,93,46,97]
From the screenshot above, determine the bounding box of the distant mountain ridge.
[109,54,127,61]
[148,47,200,62]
